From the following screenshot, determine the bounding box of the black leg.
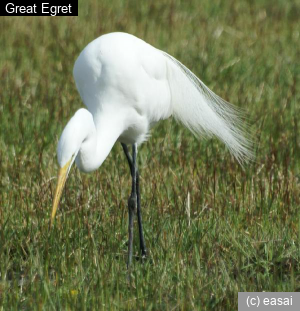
[127,144,137,268]
[127,196,135,268]
[136,174,147,257]
[121,143,133,172]
[121,143,147,263]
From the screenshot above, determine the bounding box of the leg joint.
[128,195,137,213]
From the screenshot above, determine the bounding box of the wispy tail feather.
[163,52,254,164]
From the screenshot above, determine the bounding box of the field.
[0,0,299,309]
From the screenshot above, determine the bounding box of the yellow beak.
[51,158,72,227]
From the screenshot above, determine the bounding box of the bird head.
[51,108,94,226]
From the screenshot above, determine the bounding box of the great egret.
[51,32,252,267]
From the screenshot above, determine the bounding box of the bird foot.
[141,250,147,259]
[135,252,152,264]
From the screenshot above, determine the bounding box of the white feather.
[59,32,253,174]
[163,52,254,164]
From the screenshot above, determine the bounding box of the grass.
[0,0,299,309]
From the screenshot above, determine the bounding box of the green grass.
[0,0,299,309]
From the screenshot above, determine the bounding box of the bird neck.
[76,112,124,173]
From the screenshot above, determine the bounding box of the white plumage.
[57,32,252,173]
[52,32,253,265]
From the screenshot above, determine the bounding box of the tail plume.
[163,52,254,164]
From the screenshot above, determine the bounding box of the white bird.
[51,32,252,267]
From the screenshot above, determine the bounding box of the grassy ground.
[0,0,299,309]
